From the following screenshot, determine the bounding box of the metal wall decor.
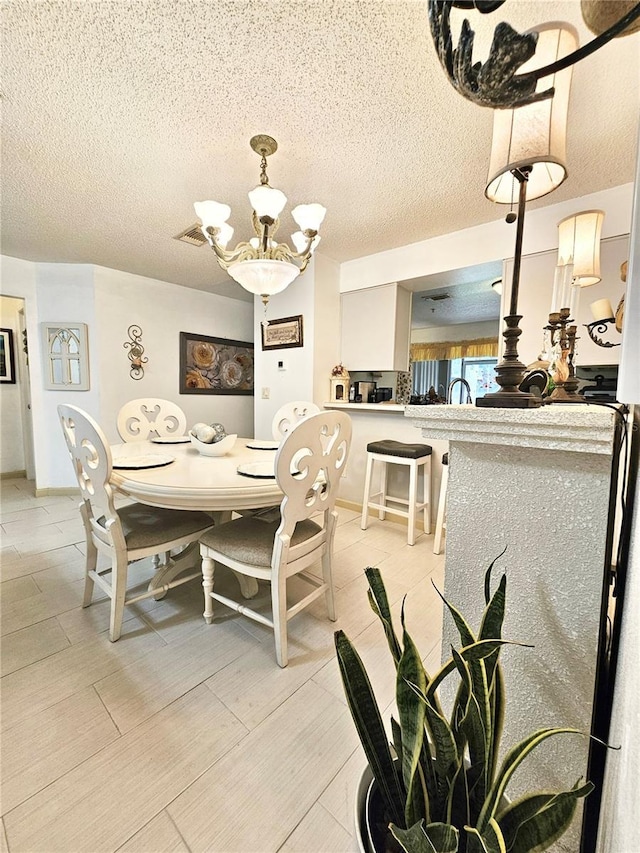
[124,325,147,380]
[428,0,640,109]
[584,318,622,349]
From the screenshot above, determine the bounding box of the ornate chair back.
[271,400,320,441]
[117,398,187,442]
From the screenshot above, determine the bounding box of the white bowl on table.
[189,432,237,457]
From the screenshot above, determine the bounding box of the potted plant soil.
[335,557,597,853]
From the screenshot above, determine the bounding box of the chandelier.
[194,135,326,306]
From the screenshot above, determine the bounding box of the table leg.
[148,542,199,600]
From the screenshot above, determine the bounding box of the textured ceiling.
[407,261,503,327]
[2,1,639,300]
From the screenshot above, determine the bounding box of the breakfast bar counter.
[324,401,448,524]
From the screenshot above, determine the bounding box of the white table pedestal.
[405,404,621,852]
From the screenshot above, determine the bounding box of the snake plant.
[335,556,594,853]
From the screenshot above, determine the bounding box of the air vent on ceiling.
[421,293,451,302]
[173,224,208,247]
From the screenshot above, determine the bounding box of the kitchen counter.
[323,402,406,413]
[323,401,448,524]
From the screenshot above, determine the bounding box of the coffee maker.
[350,381,376,402]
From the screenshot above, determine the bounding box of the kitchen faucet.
[447,377,472,404]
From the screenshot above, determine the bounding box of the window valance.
[410,337,499,363]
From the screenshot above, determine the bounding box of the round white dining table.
[110,437,283,511]
[109,437,282,602]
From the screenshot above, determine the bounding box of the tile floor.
[0,477,444,853]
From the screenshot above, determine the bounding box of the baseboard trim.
[1,470,27,480]
[34,487,79,497]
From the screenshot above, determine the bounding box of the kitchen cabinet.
[340,283,411,371]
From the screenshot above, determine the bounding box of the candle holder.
[584,318,621,349]
[545,309,585,403]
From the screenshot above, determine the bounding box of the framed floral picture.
[179,332,254,395]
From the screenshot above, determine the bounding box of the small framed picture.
[0,328,16,384]
[261,315,304,351]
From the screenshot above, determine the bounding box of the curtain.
[410,337,498,363]
[412,359,439,394]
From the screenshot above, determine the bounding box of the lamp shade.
[227,259,299,297]
[485,23,578,204]
[557,209,605,285]
[248,185,287,219]
[291,203,327,232]
[194,200,231,228]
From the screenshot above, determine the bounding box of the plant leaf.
[487,660,505,787]
[497,780,594,853]
[432,580,476,648]
[478,728,589,832]
[365,566,402,666]
[334,630,405,827]
[484,547,508,605]
[465,818,507,853]
[427,639,531,703]
[397,624,428,827]
[391,820,460,853]
[450,647,488,822]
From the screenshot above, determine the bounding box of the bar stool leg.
[408,459,418,546]
[433,463,449,555]
[378,459,388,520]
[423,457,431,535]
[361,453,374,531]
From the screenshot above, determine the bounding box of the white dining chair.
[271,400,320,441]
[58,404,214,641]
[199,410,352,667]
[117,398,187,442]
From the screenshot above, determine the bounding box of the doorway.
[0,296,35,479]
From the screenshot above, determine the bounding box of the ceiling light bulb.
[248,185,287,219]
[194,200,231,229]
[291,203,326,232]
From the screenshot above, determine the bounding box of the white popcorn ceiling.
[2,1,639,300]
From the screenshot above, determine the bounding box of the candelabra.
[545,309,584,403]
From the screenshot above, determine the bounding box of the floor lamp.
[477,23,578,409]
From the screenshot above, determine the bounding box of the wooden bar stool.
[433,451,449,555]
[360,440,432,546]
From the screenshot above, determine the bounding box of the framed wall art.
[41,323,90,390]
[179,332,254,395]
[261,315,304,351]
[0,328,17,384]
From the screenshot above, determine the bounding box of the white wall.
[340,184,634,293]
[504,235,629,368]
[252,252,341,439]
[312,252,342,405]
[0,296,26,474]
[34,264,100,489]
[93,266,254,446]
[411,319,500,344]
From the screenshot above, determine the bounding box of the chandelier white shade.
[227,259,299,297]
[194,135,326,304]
[557,209,605,285]
[485,23,578,204]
